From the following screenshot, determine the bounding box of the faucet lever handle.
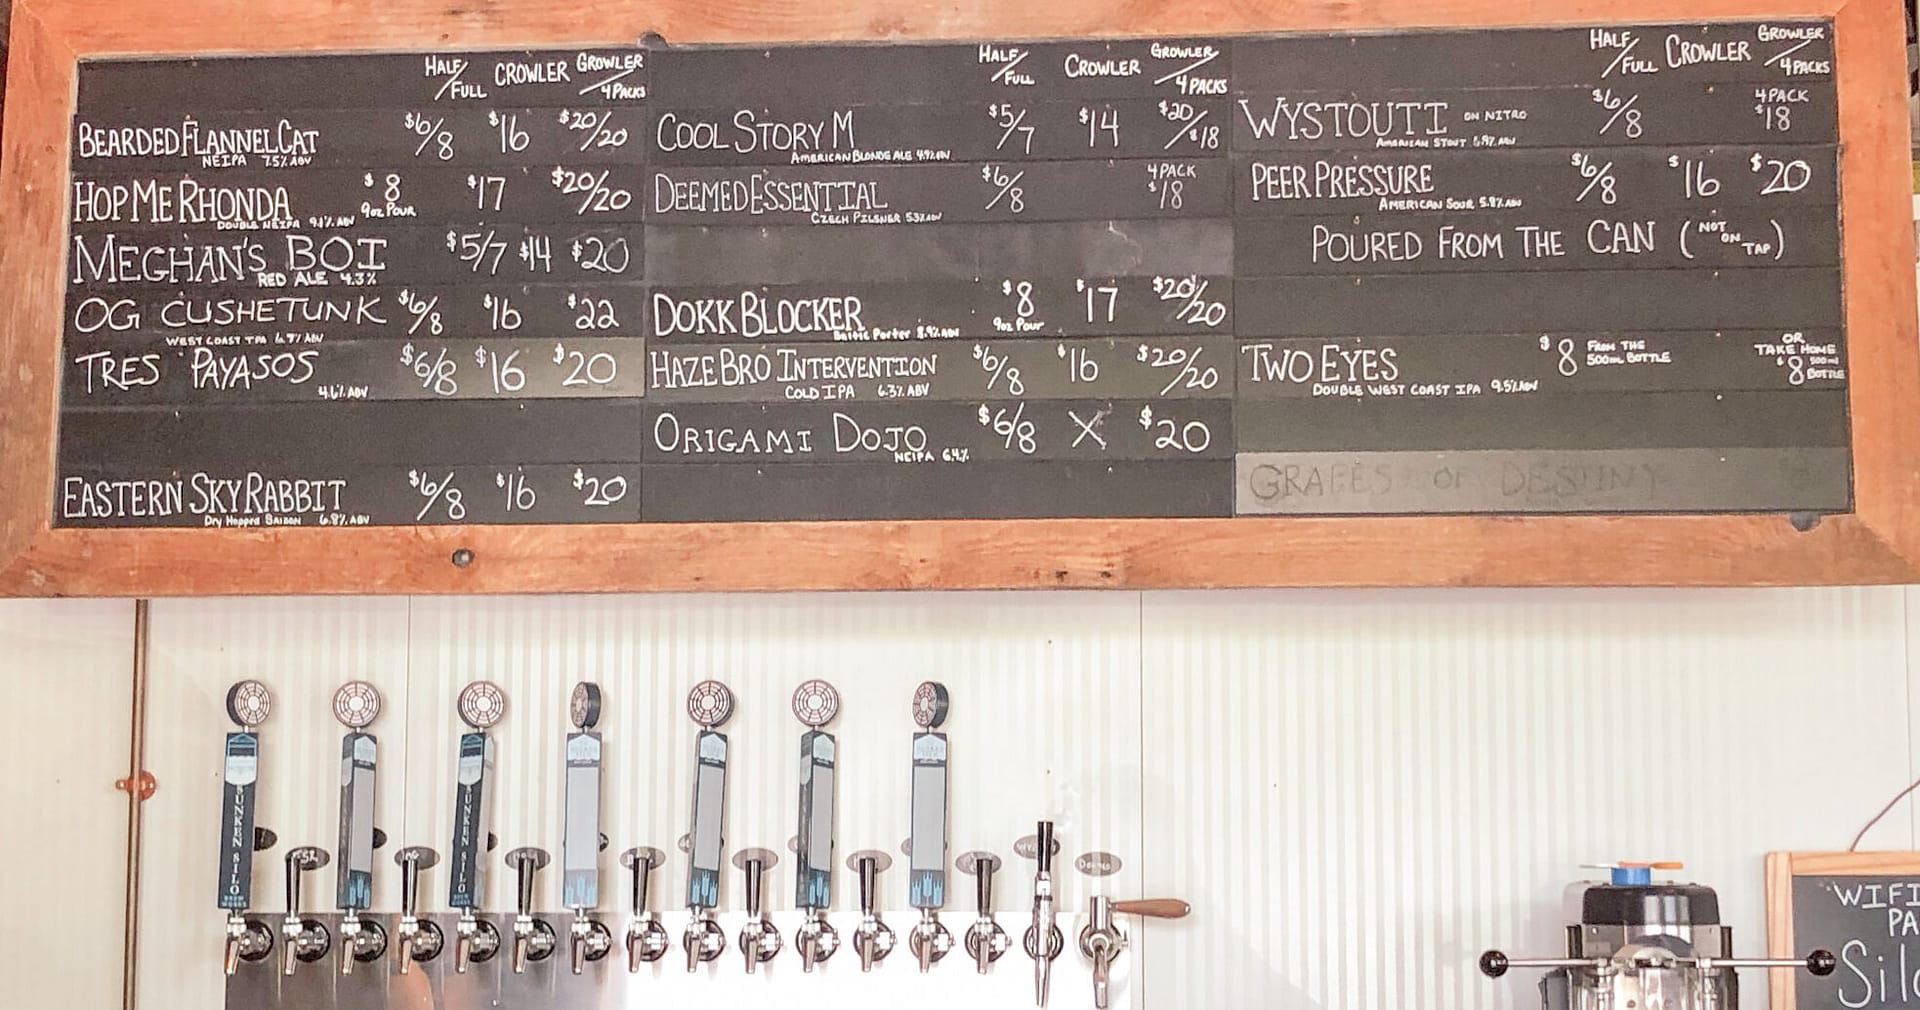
[732,849,782,973]
[280,848,331,976]
[506,848,553,974]
[284,847,329,917]
[508,847,549,915]
[620,847,668,971]
[1112,898,1190,919]
[848,850,896,971]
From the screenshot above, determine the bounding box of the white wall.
[2,587,1914,1010]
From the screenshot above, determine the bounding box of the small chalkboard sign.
[1768,852,1920,1010]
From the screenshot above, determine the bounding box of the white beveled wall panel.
[1138,588,1913,1010]
[136,598,412,1010]
[0,598,135,1010]
[12,586,1915,1010]
[402,592,1145,916]
[127,592,1144,1009]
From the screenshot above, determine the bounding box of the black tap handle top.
[1036,822,1054,874]
[858,857,879,913]
[1808,950,1838,977]
[632,859,646,915]
[977,863,995,913]
[517,859,537,912]
[1479,950,1510,978]
[401,858,420,914]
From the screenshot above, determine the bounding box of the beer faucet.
[960,851,1010,973]
[562,683,613,973]
[620,847,669,971]
[217,680,273,975]
[332,681,386,974]
[683,680,734,972]
[281,846,332,976]
[393,846,444,973]
[449,681,505,973]
[850,851,896,971]
[907,682,954,971]
[1078,896,1192,1009]
[1024,821,1063,1007]
[735,849,782,972]
[507,847,557,973]
[791,679,841,971]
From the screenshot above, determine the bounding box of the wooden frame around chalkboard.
[2,0,1916,595]
[1766,851,1920,1010]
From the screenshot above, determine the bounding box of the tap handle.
[847,850,893,916]
[977,860,996,913]
[1035,822,1054,875]
[285,847,329,915]
[1479,951,1607,977]
[621,846,662,916]
[400,856,420,916]
[508,847,549,915]
[745,857,765,916]
[859,857,879,914]
[395,847,438,918]
[1685,952,1840,974]
[1113,898,1190,919]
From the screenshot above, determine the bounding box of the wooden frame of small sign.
[1766,850,1920,1010]
[3,0,1917,595]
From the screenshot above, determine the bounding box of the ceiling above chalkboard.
[1,0,1916,594]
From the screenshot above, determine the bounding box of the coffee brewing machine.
[1480,863,1836,1010]
[216,677,1187,1010]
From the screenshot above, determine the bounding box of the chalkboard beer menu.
[54,21,1847,527]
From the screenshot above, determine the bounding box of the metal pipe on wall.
[121,599,150,1010]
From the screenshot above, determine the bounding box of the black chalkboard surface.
[1789,874,1920,1010]
[1770,855,1920,1010]
[52,21,1850,528]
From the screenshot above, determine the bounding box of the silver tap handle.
[859,856,879,916]
[621,847,668,972]
[1687,953,1838,975]
[1480,951,1609,976]
[507,847,550,974]
[737,854,775,974]
[847,850,895,972]
[572,914,589,976]
[513,848,545,916]
[281,847,329,976]
[746,857,766,917]
[1030,821,1058,1009]
[399,852,422,919]
[394,847,438,974]
[622,847,657,916]
[1090,939,1113,1009]
[339,912,359,977]
[284,847,326,918]
[224,915,242,976]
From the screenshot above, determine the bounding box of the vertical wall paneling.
[137,598,412,1010]
[0,599,134,1010]
[402,592,1145,921]
[1139,588,1912,1010]
[7,585,1901,1009]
